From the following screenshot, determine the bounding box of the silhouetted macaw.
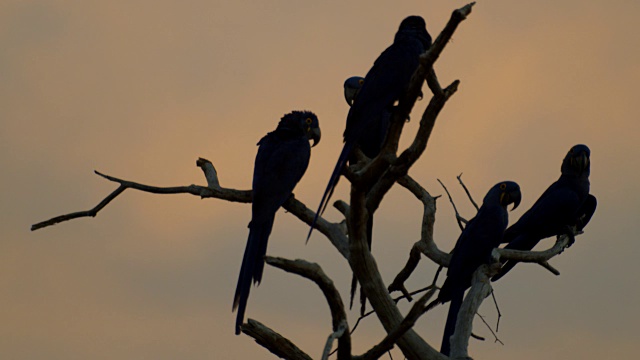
[309,15,432,240]
[233,111,321,335]
[492,144,595,282]
[427,181,521,356]
[341,74,391,313]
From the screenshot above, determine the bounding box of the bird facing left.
[232,110,320,335]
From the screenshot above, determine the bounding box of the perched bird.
[429,181,521,356]
[492,144,595,282]
[309,15,432,240]
[342,74,374,312]
[233,111,321,335]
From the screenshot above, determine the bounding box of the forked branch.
[32,158,350,258]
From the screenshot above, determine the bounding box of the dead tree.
[32,3,578,359]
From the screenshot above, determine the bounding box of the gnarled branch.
[241,319,312,360]
[495,234,574,276]
[449,263,499,359]
[31,158,350,258]
[264,256,351,360]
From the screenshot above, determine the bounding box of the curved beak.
[309,127,321,147]
[509,189,521,211]
[574,152,589,173]
[500,189,521,211]
[344,87,358,106]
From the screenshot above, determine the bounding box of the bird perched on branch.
[342,74,378,313]
[233,111,321,335]
[426,181,521,356]
[492,144,596,282]
[309,15,432,241]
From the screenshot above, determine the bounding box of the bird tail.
[349,213,374,315]
[440,291,463,356]
[232,218,274,335]
[307,142,354,242]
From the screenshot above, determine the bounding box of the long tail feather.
[349,213,374,314]
[307,142,354,242]
[232,220,273,335]
[441,291,463,356]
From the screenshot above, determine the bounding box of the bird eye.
[358,79,364,85]
[500,183,507,190]
[305,118,313,125]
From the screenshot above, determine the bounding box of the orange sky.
[3,1,639,359]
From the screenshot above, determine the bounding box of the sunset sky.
[3,1,639,359]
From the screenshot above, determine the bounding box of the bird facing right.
[492,144,596,282]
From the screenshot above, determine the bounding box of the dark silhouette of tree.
[32,3,581,359]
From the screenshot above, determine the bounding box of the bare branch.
[334,200,350,218]
[241,319,312,360]
[322,320,348,360]
[389,175,450,299]
[265,256,351,360]
[354,288,437,360]
[495,234,573,276]
[196,157,220,188]
[449,263,498,359]
[437,178,468,231]
[456,173,479,211]
[349,285,435,338]
[490,290,502,332]
[31,184,127,231]
[365,78,460,213]
[32,159,350,258]
[475,312,504,346]
[31,158,247,231]
[349,185,445,360]
[387,245,422,301]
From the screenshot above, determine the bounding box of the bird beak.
[344,87,358,106]
[501,190,521,211]
[577,152,589,171]
[510,190,521,211]
[570,151,589,174]
[310,127,321,147]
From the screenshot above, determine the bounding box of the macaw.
[233,111,320,334]
[430,182,521,355]
[492,144,595,282]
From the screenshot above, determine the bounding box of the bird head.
[396,15,432,49]
[561,144,591,176]
[485,181,521,211]
[343,76,364,106]
[280,111,321,147]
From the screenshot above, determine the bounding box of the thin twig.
[350,286,436,335]
[457,173,479,211]
[475,312,504,346]
[437,178,467,231]
[491,290,502,332]
[353,289,437,360]
[31,184,127,230]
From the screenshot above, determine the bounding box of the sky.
[2,0,639,359]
